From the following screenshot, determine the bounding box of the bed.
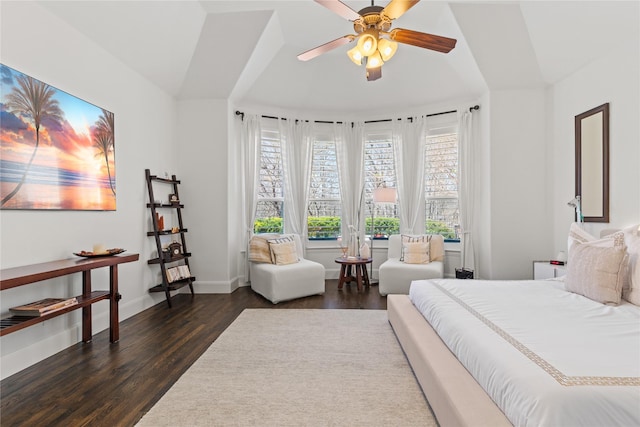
[388,227,640,427]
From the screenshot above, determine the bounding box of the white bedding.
[409,278,640,427]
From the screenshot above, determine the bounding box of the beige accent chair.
[249,234,325,304]
[378,234,445,296]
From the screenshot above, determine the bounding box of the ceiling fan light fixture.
[347,46,364,65]
[365,51,383,69]
[301,0,458,82]
[357,30,378,56]
[377,38,398,62]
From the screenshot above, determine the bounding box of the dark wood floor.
[0,280,386,427]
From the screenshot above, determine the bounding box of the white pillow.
[621,224,640,305]
[400,234,431,261]
[248,235,273,263]
[402,241,430,264]
[267,235,299,266]
[565,232,628,305]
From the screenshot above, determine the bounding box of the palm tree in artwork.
[2,75,64,206]
[93,109,116,195]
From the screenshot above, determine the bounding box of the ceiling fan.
[297,0,457,81]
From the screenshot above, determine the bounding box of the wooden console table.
[0,253,139,343]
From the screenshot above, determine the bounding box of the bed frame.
[387,294,512,427]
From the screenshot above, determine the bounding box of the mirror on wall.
[575,103,609,223]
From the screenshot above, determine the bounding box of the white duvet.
[409,278,640,427]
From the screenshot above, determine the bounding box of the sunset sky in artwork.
[0,64,115,210]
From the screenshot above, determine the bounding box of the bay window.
[250,115,461,242]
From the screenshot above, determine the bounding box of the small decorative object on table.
[169,194,179,204]
[337,237,348,258]
[347,226,358,258]
[359,242,371,259]
[74,248,126,257]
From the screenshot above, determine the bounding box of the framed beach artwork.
[0,64,116,210]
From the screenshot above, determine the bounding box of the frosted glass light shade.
[357,32,378,56]
[377,38,398,61]
[366,51,383,69]
[347,47,363,65]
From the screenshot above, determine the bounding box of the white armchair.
[249,234,325,304]
[378,234,445,296]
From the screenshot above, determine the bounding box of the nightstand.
[533,261,567,280]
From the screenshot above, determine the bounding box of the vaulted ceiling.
[39,1,639,116]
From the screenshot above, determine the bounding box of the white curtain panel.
[458,110,475,272]
[280,118,314,245]
[393,117,427,235]
[335,121,365,241]
[240,114,261,280]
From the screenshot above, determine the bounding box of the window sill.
[306,240,461,251]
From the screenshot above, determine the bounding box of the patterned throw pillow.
[267,235,299,266]
[400,234,432,261]
[402,241,430,264]
[565,232,628,305]
[248,235,273,263]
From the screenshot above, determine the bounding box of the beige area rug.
[136,309,437,427]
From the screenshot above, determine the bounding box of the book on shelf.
[166,265,191,283]
[10,297,79,317]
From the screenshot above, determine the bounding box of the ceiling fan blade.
[390,28,457,53]
[314,0,361,21]
[297,35,355,61]
[382,0,420,20]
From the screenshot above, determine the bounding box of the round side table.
[334,257,372,292]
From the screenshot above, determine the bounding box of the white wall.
[175,99,236,293]
[485,89,551,279]
[472,89,550,280]
[550,42,640,252]
[0,1,177,379]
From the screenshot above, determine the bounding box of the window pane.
[365,130,399,238]
[259,128,284,200]
[425,132,459,239]
[308,135,341,239]
[426,198,459,239]
[254,201,283,233]
[254,127,284,234]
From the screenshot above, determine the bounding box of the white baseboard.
[188,278,241,294]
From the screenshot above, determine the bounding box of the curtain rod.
[234,105,480,122]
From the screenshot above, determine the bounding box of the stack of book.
[166,265,191,283]
[10,297,78,317]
